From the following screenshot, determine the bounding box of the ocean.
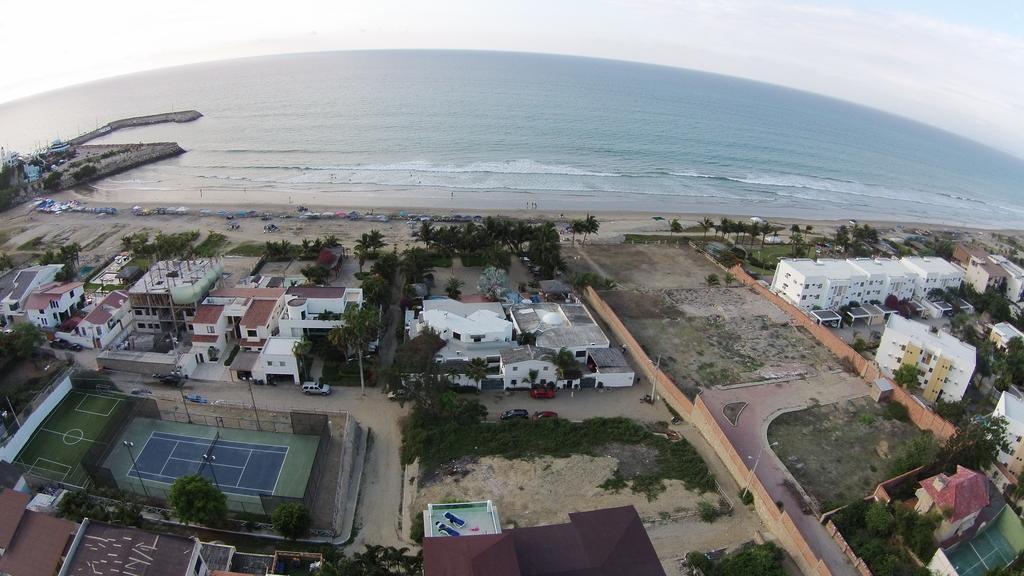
[1,50,1023,227]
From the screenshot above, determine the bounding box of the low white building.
[900,256,966,299]
[876,315,976,403]
[410,298,513,364]
[1,264,63,325]
[509,302,610,360]
[252,336,302,384]
[56,291,132,349]
[584,348,635,388]
[499,346,558,389]
[24,282,86,329]
[990,322,1024,350]
[278,286,364,338]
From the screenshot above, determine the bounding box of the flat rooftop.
[63,520,197,576]
[510,302,609,350]
[129,259,220,294]
[425,501,502,538]
[884,315,975,366]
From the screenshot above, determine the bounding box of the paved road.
[700,374,869,576]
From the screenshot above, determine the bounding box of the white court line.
[40,428,102,443]
[158,441,180,476]
[151,432,288,453]
[128,432,161,478]
[165,456,246,470]
[73,393,121,417]
[270,445,290,495]
[32,457,71,481]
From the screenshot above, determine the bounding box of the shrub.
[698,500,720,523]
[882,401,909,422]
[272,503,311,540]
[739,489,754,506]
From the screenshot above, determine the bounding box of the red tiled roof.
[241,299,277,327]
[209,288,285,300]
[423,506,665,576]
[0,510,76,576]
[24,282,83,310]
[919,466,990,523]
[192,334,220,343]
[193,304,225,325]
[83,291,128,325]
[0,488,30,548]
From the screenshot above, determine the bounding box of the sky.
[1,0,1022,157]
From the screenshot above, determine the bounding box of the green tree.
[167,475,226,526]
[552,347,580,382]
[0,253,12,271]
[3,323,45,359]
[670,218,684,235]
[464,357,488,389]
[323,545,422,576]
[570,219,585,246]
[864,502,894,536]
[580,214,599,245]
[705,273,720,287]
[445,277,464,300]
[716,543,786,576]
[892,363,921,388]
[300,264,329,286]
[361,274,390,310]
[328,305,379,396]
[477,266,509,300]
[723,272,736,286]
[271,502,311,540]
[701,217,714,240]
[888,433,940,475]
[940,415,1010,471]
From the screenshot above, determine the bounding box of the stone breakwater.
[51,143,186,191]
[68,110,202,145]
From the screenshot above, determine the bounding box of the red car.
[529,387,556,399]
[533,411,558,420]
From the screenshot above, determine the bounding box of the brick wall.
[826,521,874,576]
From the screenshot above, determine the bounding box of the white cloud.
[1,0,1021,156]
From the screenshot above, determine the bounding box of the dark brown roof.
[208,288,285,300]
[65,520,198,576]
[0,488,30,548]
[0,510,76,576]
[423,506,664,576]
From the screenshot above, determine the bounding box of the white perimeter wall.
[0,374,73,462]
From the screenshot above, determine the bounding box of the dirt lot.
[768,397,924,509]
[602,287,837,391]
[412,452,757,566]
[565,243,720,290]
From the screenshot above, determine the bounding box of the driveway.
[699,373,870,576]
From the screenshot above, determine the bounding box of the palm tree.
[465,357,488,389]
[328,306,379,396]
[291,337,313,382]
[705,273,720,287]
[413,221,434,248]
[670,219,683,235]
[732,221,745,244]
[570,219,585,246]
[580,214,599,245]
[552,347,579,384]
[528,223,563,278]
[366,229,386,257]
[699,217,712,239]
[523,368,540,388]
[719,217,731,239]
[724,272,736,286]
[790,230,804,257]
[445,277,463,300]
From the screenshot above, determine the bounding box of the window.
[247,329,257,338]
[575,350,585,358]
[206,326,215,334]
[512,366,518,372]
[542,366,548,371]
[267,361,273,366]
[510,379,517,386]
[279,361,286,366]
[452,331,462,341]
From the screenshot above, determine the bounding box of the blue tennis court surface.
[948,524,1017,576]
[129,431,288,496]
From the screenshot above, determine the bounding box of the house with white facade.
[990,255,1024,302]
[24,282,86,329]
[876,315,976,403]
[252,336,302,384]
[278,286,364,338]
[499,346,558,389]
[56,290,132,349]
[914,466,990,543]
[991,322,1024,350]
[409,298,513,364]
[584,348,635,388]
[1,264,63,326]
[509,302,610,360]
[848,258,917,303]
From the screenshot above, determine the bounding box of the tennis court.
[13,390,127,486]
[130,431,287,496]
[946,523,1017,576]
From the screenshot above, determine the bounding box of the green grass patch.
[322,357,378,386]
[624,234,699,244]
[458,253,486,267]
[428,254,453,268]
[223,344,241,366]
[402,415,716,498]
[226,242,265,257]
[195,232,229,257]
[17,235,47,251]
[125,258,151,271]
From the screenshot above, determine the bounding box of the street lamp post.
[5,397,21,427]
[742,441,779,498]
[202,454,221,490]
[179,391,192,423]
[650,355,661,403]
[123,441,151,500]
[247,380,262,431]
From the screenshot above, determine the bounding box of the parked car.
[185,394,209,404]
[50,338,83,351]
[532,410,558,420]
[302,382,332,396]
[529,387,556,399]
[129,388,152,396]
[499,409,530,421]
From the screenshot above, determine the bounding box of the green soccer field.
[14,390,127,487]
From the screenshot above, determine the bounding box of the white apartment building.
[993,390,1024,477]
[772,257,964,311]
[278,286,364,338]
[876,315,976,403]
[990,255,1024,302]
[24,282,86,329]
[1,264,63,325]
[409,298,513,363]
[900,257,966,299]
